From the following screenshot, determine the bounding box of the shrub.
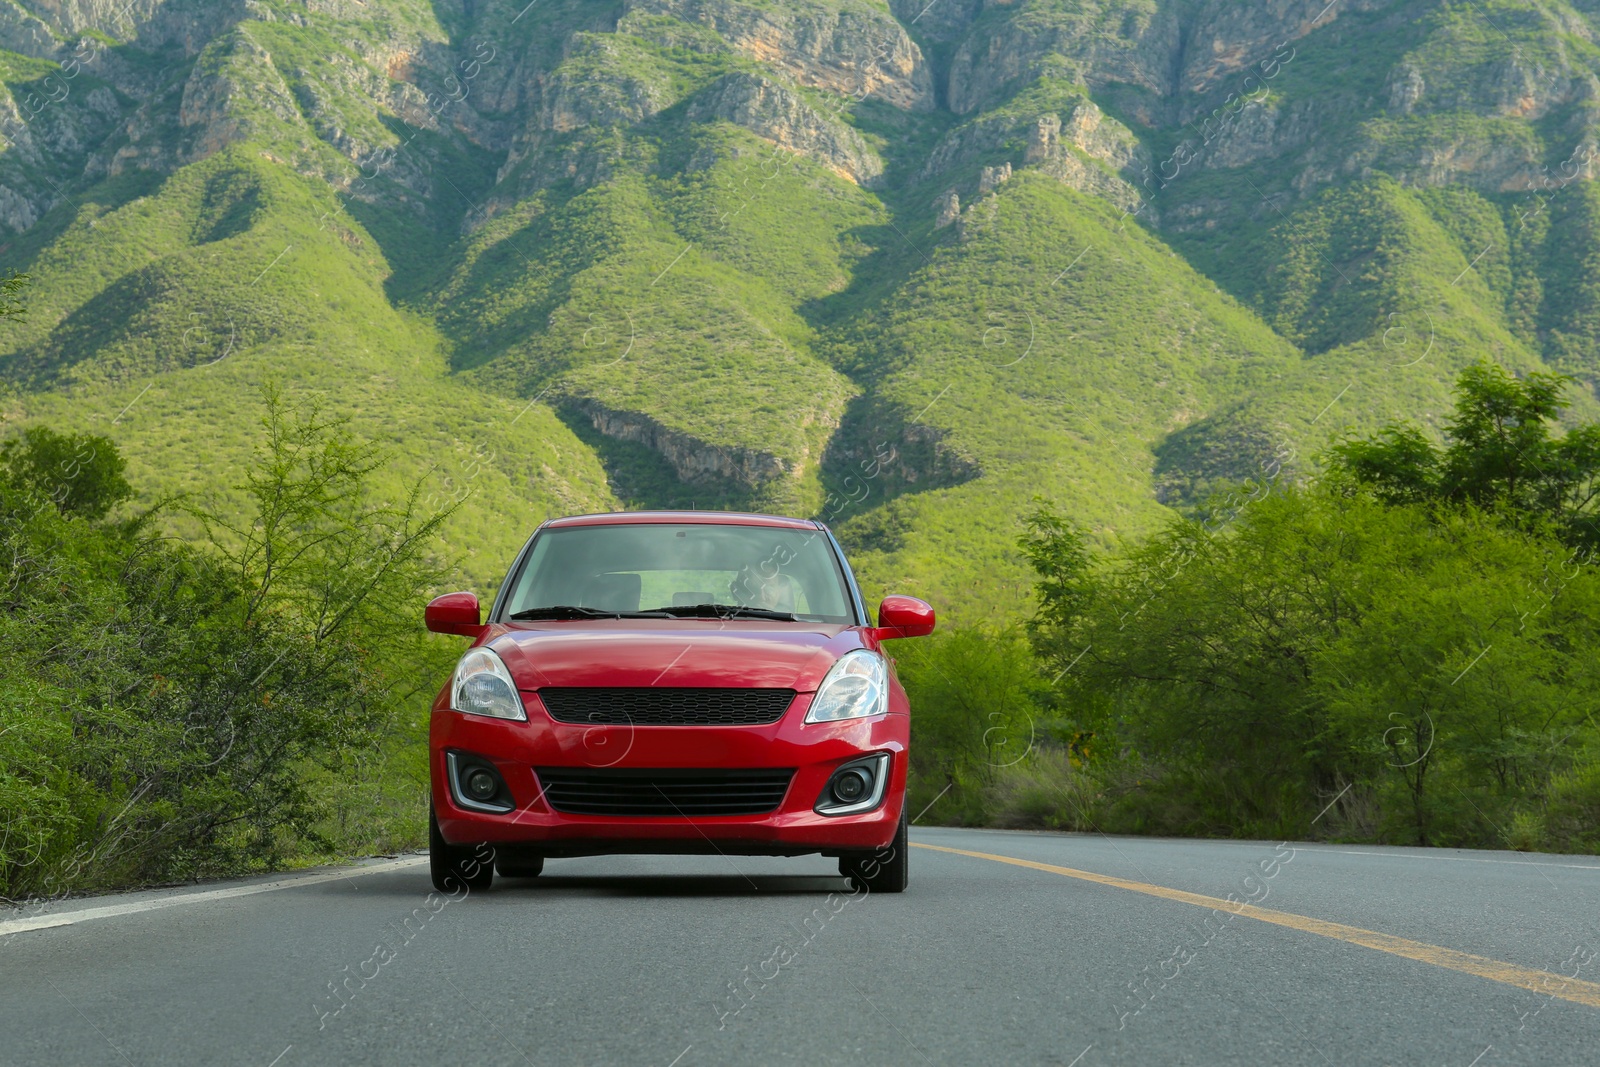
[0,390,456,899]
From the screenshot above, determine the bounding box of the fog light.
[815,754,890,816]
[832,768,870,803]
[447,751,513,814]
[465,768,498,801]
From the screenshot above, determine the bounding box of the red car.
[423,511,935,894]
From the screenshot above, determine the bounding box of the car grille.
[534,768,796,817]
[537,687,795,726]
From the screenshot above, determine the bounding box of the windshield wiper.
[509,605,673,620]
[644,603,798,621]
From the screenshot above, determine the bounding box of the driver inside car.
[729,564,798,613]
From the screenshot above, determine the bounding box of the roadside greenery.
[1326,361,1600,548]
[0,392,457,901]
[904,363,1600,853]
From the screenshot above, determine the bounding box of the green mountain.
[3,0,1599,619]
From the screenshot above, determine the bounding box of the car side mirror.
[872,595,935,640]
[426,591,483,637]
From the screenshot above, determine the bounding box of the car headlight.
[451,647,527,721]
[804,650,888,723]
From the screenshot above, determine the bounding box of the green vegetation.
[0,143,617,593]
[826,171,1304,618]
[905,366,1600,853]
[1327,361,1600,547]
[0,400,458,900]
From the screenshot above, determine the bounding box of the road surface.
[2,827,1598,1065]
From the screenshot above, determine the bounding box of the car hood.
[488,622,858,692]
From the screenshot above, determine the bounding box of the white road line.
[0,856,426,938]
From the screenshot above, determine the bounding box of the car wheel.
[839,809,908,894]
[429,806,494,894]
[495,846,545,879]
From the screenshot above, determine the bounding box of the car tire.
[839,809,908,894]
[429,806,493,894]
[495,847,545,879]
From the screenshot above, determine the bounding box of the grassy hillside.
[824,171,1300,617]
[0,147,616,594]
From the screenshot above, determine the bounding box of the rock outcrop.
[686,71,883,185]
[0,1,58,56]
[175,30,302,166]
[885,0,983,44]
[921,94,1145,213]
[977,161,1010,194]
[626,0,936,111]
[942,0,1393,116]
[822,395,983,511]
[572,397,796,491]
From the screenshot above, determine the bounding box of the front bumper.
[429,690,907,857]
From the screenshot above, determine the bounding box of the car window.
[502,523,854,623]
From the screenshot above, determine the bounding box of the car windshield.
[501,523,855,624]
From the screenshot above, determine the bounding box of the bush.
[896,624,1048,826]
[0,425,130,520]
[1052,486,1600,844]
[982,749,1097,832]
[0,391,456,900]
[1540,758,1600,853]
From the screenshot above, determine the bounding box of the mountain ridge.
[2,0,1599,617]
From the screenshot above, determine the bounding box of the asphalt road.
[2,827,1598,1066]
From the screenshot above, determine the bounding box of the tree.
[194,383,459,657]
[1048,484,1600,845]
[0,268,27,321]
[1326,361,1600,546]
[1016,498,1094,671]
[0,426,132,520]
[896,625,1047,825]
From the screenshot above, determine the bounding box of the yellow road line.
[912,842,1600,1010]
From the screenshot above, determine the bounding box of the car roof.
[543,510,824,530]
